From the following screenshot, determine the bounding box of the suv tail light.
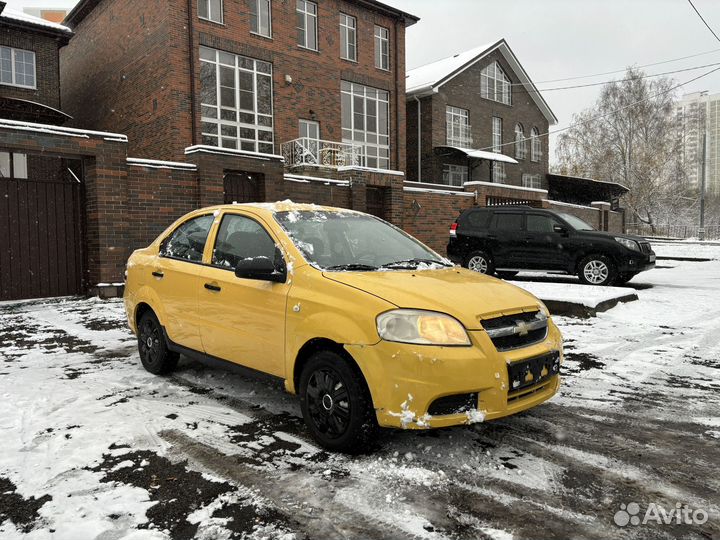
[450,223,458,237]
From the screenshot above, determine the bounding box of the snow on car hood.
[322,267,543,330]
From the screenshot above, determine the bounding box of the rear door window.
[490,213,523,231]
[526,214,560,233]
[464,209,490,229]
[160,214,214,262]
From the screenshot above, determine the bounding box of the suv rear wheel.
[465,251,494,275]
[299,351,377,453]
[578,255,616,286]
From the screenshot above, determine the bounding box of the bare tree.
[555,68,685,233]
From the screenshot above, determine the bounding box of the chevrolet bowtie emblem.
[515,321,530,336]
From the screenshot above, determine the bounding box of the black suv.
[447,207,655,286]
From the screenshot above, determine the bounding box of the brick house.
[60,0,418,218]
[405,39,557,193]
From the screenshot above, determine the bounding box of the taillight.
[450,223,458,237]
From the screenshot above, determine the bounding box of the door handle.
[204,283,221,292]
[487,234,497,240]
[152,271,164,278]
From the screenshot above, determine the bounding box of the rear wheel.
[299,351,377,453]
[578,255,616,286]
[495,271,519,280]
[465,250,494,275]
[137,311,179,375]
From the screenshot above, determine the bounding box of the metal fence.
[625,224,720,240]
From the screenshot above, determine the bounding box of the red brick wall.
[0,25,64,108]
[61,0,409,169]
[403,187,474,253]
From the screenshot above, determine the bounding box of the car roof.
[202,201,361,215]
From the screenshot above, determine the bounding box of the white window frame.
[199,46,274,154]
[198,0,223,24]
[341,81,391,170]
[297,0,318,51]
[251,0,272,38]
[0,46,36,89]
[446,106,471,147]
[492,117,502,153]
[514,123,527,160]
[481,61,511,106]
[340,13,357,62]
[374,25,390,70]
[442,164,468,187]
[531,127,542,162]
[492,162,506,184]
[522,173,543,189]
[0,152,28,179]
[299,119,320,161]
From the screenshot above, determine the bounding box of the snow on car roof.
[218,200,361,214]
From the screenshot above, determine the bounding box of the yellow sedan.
[124,202,562,452]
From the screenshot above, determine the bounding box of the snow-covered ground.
[651,239,720,260]
[1,245,719,540]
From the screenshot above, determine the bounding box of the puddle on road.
[562,351,606,374]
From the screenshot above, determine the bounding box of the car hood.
[578,230,648,243]
[322,267,544,330]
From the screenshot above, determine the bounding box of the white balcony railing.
[446,122,473,147]
[281,137,364,168]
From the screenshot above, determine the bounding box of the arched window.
[480,61,511,105]
[514,123,526,160]
[531,127,542,162]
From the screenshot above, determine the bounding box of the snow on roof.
[0,7,72,33]
[406,41,499,94]
[406,39,558,125]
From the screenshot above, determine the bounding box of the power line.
[478,65,720,153]
[516,61,720,94]
[687,0,720,43]
[514,46,720,86]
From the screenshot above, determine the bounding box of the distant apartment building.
[22,7,68,23]
[676,91,720,196]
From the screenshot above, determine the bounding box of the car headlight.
[376,309,471,346]
[614,237,640,251]
[538,302,550,317]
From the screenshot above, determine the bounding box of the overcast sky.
[7,0,720,161]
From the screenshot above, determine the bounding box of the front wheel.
[578,255,616,286]
[137,311,179,375]
[464,250,494,275]
[299,351,377,453]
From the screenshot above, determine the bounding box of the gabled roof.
[0,2,72,39]
[406,39,558,125]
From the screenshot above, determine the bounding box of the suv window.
[212,214,277,269]
[464,209,490,229]
[526,214,560,233]
[490,213,523,231]
[161,214,214,262]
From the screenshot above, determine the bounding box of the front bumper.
[344,321,563,429]
[617,251,656,274]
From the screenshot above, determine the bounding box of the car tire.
[495,271,519,280]
[465,250,495,275]
[299,350,377,453]
[577,255,617,286]
[137,311,179,375]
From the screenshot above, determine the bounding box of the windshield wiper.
[325,263,378,271]
[380,258,452,269]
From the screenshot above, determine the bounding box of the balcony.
[446,123,473,148]
[281,138,363,168]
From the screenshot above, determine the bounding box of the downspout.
[414,96,421,182]
[187,0,198,146]
[394,22,401,173]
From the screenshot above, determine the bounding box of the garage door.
[0,152,84,301]
[224,172,262,204]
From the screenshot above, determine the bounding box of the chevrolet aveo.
[124,202,563,452]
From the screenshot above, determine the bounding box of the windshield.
[558,212,595,231]
[274,211,449,271]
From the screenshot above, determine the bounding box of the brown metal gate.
[0,155,84,301]
[224,172,262,204]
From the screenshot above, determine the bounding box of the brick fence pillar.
[349,176,367,213]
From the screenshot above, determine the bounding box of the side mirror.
[553,225,569,236]
[235,248,287,283]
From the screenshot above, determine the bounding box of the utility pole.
[699,132,706,241]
